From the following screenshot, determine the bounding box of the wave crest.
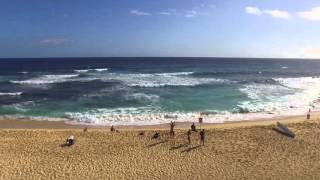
[10,74,79,84]
[0,92,23,96]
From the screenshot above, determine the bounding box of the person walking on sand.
[187,130,191,145]
[200,129,205,146]
[110,125,115,132]
[191,123,197,132]
[170,121,175,137]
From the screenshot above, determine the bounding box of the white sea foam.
[98,72,230,87]
[238,77,320,114]
[9,71,229,87]
[65,107,199,126]
[74,69,89,73]
[124,93,160,103]
[155,72,194,76]
[10,74,79,84]
[63,107,309,126]
[74,68,108,73]
[2,101,35,112]
[94,68,109,72]
[0,92,23,96]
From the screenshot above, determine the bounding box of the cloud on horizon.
[159,11,172,16]
[245,6,291,20]
[39,38,70,46]
[245,7,262,15]
[130,9,151,16]
[297,7,320,21]
[302,48,320,59]
[185,10,197,18]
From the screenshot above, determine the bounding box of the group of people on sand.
[151,121,206,146]
[63,121,206,147]
[187,122,205,146]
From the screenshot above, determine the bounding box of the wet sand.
[1,114,320,179]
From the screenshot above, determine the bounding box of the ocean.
[0,57,319,125]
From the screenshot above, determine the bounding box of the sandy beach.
[1,114,320,179]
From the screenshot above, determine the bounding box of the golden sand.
[1,115,320,179]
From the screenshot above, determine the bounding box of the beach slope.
[1,117,320,179]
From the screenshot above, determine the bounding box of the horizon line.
[0,56,319,60]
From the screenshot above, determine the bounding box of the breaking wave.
[0,92,23,96]
[98,72,230,87]
[10,74,79,84]
[9,71,231,87]
[237,77,320,114]
[74,68,109,73]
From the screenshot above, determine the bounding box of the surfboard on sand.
[276,122,295,138]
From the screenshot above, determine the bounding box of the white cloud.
[263,9,291,20]
[130,9,151,16]
[302,48,320,59]
[159,12,172,16]
[297,7,320,21]
[245,6,291,20]
[40,38,69,46]
[185,10,197,18]
[245,6,262,15]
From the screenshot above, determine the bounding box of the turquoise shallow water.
[0,57,320,125]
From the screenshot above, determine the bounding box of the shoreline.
[0,112,317,130]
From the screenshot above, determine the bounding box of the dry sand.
[1,114,320,179]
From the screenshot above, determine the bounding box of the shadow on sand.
[272,127,294,138]
[181,145,202,153]
[170,143,188,150]
[147,140,169,148]
[60,144,73,148]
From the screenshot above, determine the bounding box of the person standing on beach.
[200,129,205,146]
[191,123,197,132]
[110,125,115,132]
[170,121,175,137]
[187,130,191,145]
[307,109,311,120]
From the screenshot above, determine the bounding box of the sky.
[1,0,320,58]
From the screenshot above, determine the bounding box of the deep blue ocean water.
[1,57,320,125]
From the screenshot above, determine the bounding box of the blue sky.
[1,0,320,58]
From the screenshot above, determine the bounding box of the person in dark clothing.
[307,109,311,120]
[110,125,115,132]
[152,132,160,140]
[187,130,191,145]
[191,123,197,132]
[139,131,145,136]
[170,121,175,137]
[200,129,205,146]
[66,135,75,146]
